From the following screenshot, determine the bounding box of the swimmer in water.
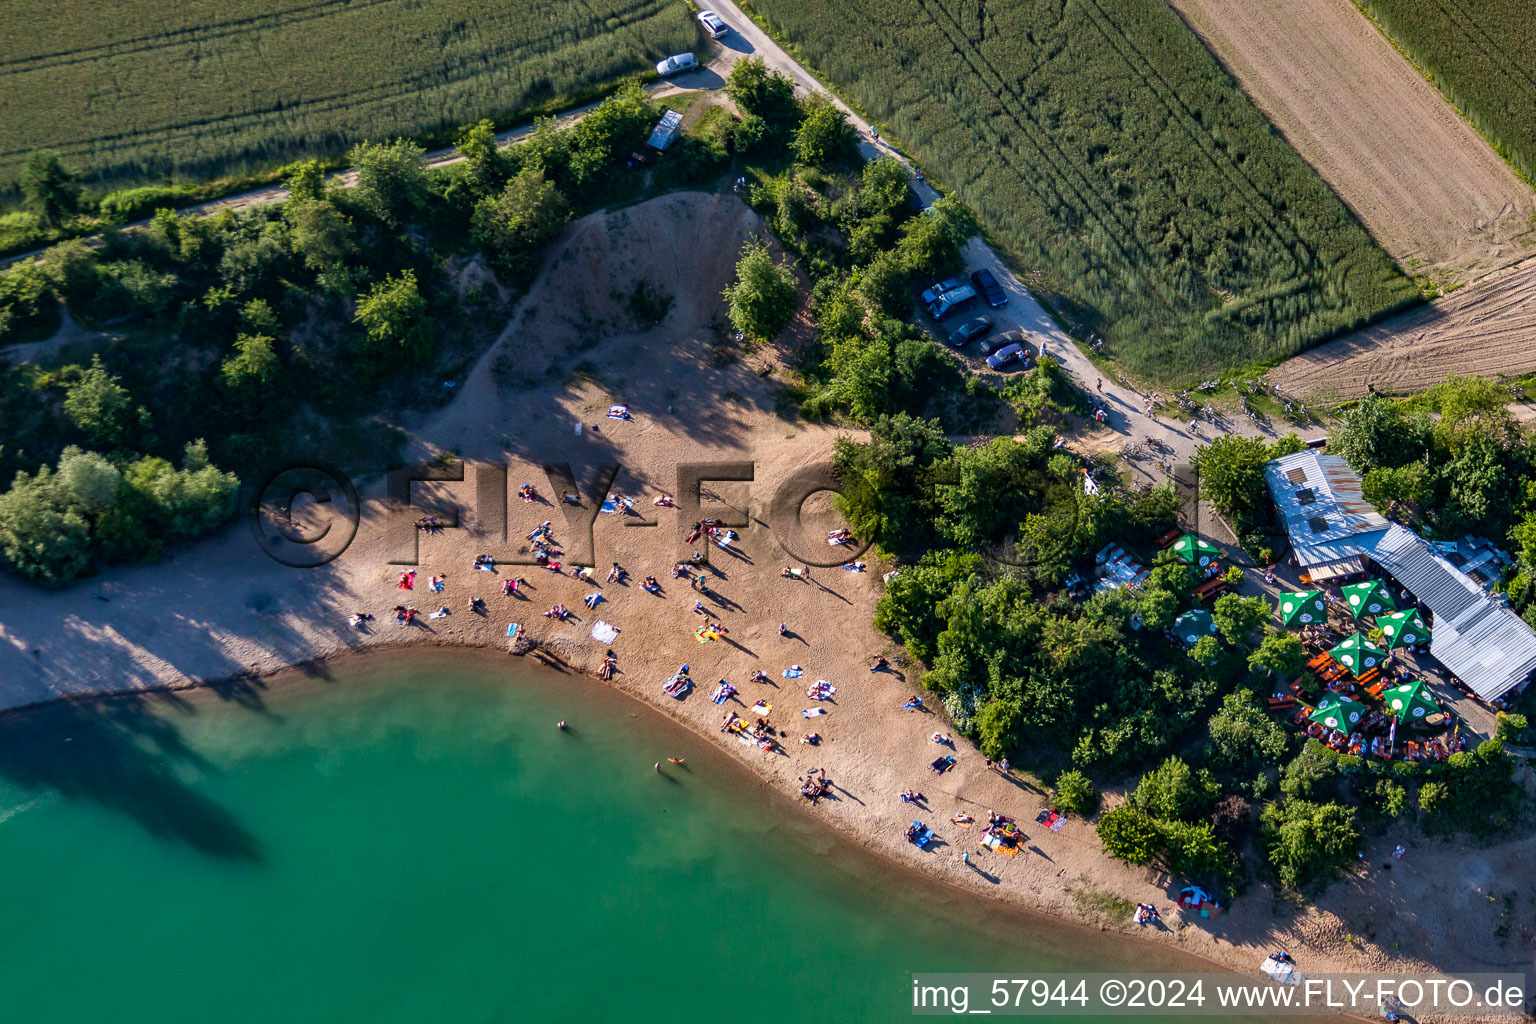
[557,721,568,730]
[654,762,661,773]
[668,757,685,765]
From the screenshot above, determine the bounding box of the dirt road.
[1168,0,1536,289]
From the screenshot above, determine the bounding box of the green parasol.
[1340,579,1397,620]
[1171,533,1222,568]
[1278,590,1327,627]
[1376,608,1429,650]
[1382,680,1440,722]
[1310,695,1368,735]
[1327,632,1389,676]
[1172,609,1218,646]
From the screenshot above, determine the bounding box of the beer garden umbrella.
[1278,590,1327,627]
[1328,633,1388,676]
[1310,695,1368,735]
[1171,533,1221,568]
[1382,680,1440,722]
[1308,696,1370,736]
[1173,609,1218,646]
[1376,608,1429,650]
[1341,579,1397,620]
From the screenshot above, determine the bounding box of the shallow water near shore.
[0,651,1262,1023]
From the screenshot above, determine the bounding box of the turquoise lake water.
[0,651,1256,1023]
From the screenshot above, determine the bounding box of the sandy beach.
[2,192,1532,998]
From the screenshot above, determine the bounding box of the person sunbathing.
[583,592,603,609]
[642,575,660,592]
[607,562,624,583]
[654,493,674,507]
[951,813,974,824]
[518,483,536,501]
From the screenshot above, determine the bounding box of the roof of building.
[1265,451,1389,564]
[1265,450,1536,703]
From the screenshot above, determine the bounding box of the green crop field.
[1357,0,1536,184]
[0,0,695,193]
[743,0,1419,379]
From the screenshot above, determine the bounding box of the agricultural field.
[1357,0,1536,185]
[740,0,1418,379]
[1267,252,1536,403]
[1169,0,1536,288]
[0,0,695,193]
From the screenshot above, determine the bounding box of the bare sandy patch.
[1169,0,1536,288]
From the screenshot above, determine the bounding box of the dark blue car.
[971,268,1008,308]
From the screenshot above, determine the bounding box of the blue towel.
[506,623,520,638]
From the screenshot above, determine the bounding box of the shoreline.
[1,190,1528,1019]
[0,642,1273,984]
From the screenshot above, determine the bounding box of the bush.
[1054,769,1100,816]
[723,239,798,341]
[353,270,434,364]
[792,94,858,168]
[98,185,198,224]
[1260,799,1361,889]
[1096,806,1160,865]
[0,465,94,586]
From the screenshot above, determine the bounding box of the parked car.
[947,316,993,347]
[920,277,964,308]
[986,343,1027,370]
[924,281,978,320]
[971,267,1008,308]
[655,53,698,76]
[980,329,1023,355]
[697,10,727,36]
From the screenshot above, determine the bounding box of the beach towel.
[750,701,772,715]
[607,404,629,419]
[782,666,804,678]
[505,623,520,639]
[808,681,836,700]
[590,620,619,644]
[801,707,826,718]
[710,683,735,705]
[429,609,448,619]
[478,563,494,572]
[600,499,618,514]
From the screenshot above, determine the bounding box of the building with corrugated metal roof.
[1265,450,1536,704]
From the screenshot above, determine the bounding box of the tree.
[1330,394,1423,473]
[1187,634,1221,666]
[41,237,102,306]
[858,158,913,220]
[1191,435,1271,517]
[354,270,433,363]
[1260,799,1361,889]
[1096,806,1160,865]
[1279,741,1335,800]
[0,466,93,586]
[20,150,82,227]
[894,195,977,277]
[1159,819,1231,877]
[1129,756,1218,822]
[1361,462,1431,522]
[63,355,135,447]
[284,159,326,202]
[472,165,571,276]
[121,441,239,540]
[565,84,653,189]
[54,447,122,513]
[1054,769,1100,816]
[454,119,506,197]
[1211,592,1268,646]
[792,94,858,167]
[1206,689,1290,777]
[723,239,798,341]
[832,413,952,554]
[724,58,798,127]
[1248,629,1305,679]
[220,333,280,411]
[348,139,427,225]
[284,198,356,289]
[851,250,910,319]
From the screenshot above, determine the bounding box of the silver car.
[656,53,698,76]
[697,11,727,37]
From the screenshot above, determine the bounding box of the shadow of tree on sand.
[0,696,265,864]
